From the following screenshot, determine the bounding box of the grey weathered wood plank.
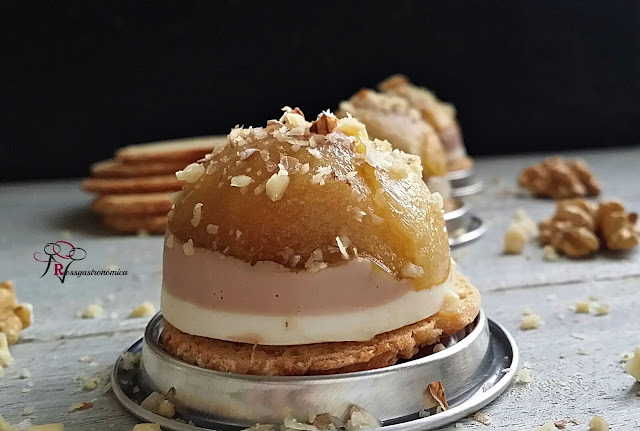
[440,275,640,430]
[0,332,141,430]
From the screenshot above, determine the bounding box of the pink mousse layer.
[162,236,442,315]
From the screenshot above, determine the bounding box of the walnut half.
[596,201,639,250]
[519,157,601,199]
[539,198,638,258]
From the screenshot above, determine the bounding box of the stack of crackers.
[83,136,226,234]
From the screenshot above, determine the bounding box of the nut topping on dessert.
[168,108,449,288]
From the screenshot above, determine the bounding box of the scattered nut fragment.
[473,412,492,426]
[132,425,161,431]
[423,381,448,410]
[0,332,15,374]
[121,352,141,371]
[129,302,155,318]
[182,239,195,256]
[521,314,541,330]
[624,347,640,381]
[554,420,567,429]
[310,112,338,135]
[575,301,590,313]
[433,343,446,353]
[141,391,176,419]
[504,223,528,254]
[0,280,33,345]
[518,157,601,199]
[594,303,610,316]
[588,416,609,431]
[81,304,102,319]
[345,405,381,431]
[175,162,204,183]
[539,199,600,257]
[67,402,94,412]
[542,245,559,261]
[516,367,532,383]
[265,172,290,202]
[539,219,599,257]
[595,201,639,250]
[535,422,558,431]
[83,378,100,390]
[504,209,537,254]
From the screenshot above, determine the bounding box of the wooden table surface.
[0,147,639,430]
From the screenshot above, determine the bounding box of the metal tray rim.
[142,310,487,383]
[112,313,518,431]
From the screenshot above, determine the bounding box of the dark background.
[2,1,639,182]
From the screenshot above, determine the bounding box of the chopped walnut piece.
[542,244,559,261]
[0,280,32,345]
[516,367,532,383]
[575,301,590,313]
[129,302,155,318]
[175,162,205,183]
[0,333,14,370]
[310,112,338,135]
[424,381,449,410]
[518,157,600,199]
[538,219,599,257]
[265,172,290,202]
[521,314,541,330]
[539,198,637,257]
[81,304,103,319]
[624,347,640,381]
[588,416,609,431]
[594,303,610,316]
[473,412,492,426]
[595,201,639,250]
[67,401,94,412]
[554,420,567,429]
[503,223,528,254]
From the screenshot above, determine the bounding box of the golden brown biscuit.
[161,271,480,376]
[102,214,168,234]
[90,159,189,178]
[82,175,183,194]
[91,193,172,215]
[115,136,227,163]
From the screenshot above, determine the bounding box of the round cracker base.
[90,159,189,178]
[91,193,172,215]
[82,175,183,194]
[161,271,480,376]
[103,214,168,234]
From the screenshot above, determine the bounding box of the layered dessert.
[336,89,452,200]
[161,108,480,375]
[379,75,472,172]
